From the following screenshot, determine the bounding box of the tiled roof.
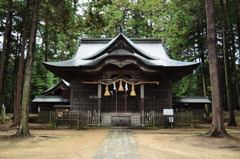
[32,95,69,103]
[44,33,199,68]
[173,96,211,104]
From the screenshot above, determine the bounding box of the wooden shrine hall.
[42,33,200,126]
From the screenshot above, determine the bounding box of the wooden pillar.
[169,80,173,108]
[97,84,102,127]
[140,84,144,127]
[70,79,74,105]
[49,110,52,124]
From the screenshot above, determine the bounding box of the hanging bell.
[104,85,110,96]
[118,80,124,91]
[130,84,136,96]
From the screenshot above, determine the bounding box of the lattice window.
[73,91,79,98]
[145,92,170,112]
[72,86,98,108]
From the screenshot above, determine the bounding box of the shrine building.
[33,33,211,126]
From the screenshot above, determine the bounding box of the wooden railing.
[50,111,94,128]
[142,111,193,126]
[48,110,193,128]
[174,111,193,125]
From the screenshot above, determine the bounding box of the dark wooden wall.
[70,75,172,112]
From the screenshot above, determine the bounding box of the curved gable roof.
[83,33,157,60]
[43,34,199,82]
[44,34,198,68]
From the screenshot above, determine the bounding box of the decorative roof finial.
[115,25,127,36]
[119,25,123,33]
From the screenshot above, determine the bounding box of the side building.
[32,79,70,122]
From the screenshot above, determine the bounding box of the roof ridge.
[83,33,158,60]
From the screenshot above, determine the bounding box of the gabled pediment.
[42,79,70,95]
[82,57,158,73]
[108,38,134,53]
[83,33,157,60]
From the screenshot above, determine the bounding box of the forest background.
[0,0,239,123]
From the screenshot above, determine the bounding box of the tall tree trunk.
[204,0,229,137]
[0,0,13,112]
[15,0,41,137]
[198,20,209,116]
[235,0,240,56]
[220,0,237,126]
[227,0,239,119]
[2,4,13,112]
[202,68,209,115]
[10,32,21,114]
[43,23,50,62]
[13,0,30,127]
[234,0,240,109]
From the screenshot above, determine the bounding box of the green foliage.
[155,0,206,58]
[32,47,48,95]
[81,0,160,38]
[2,55,14,109]
[0,0,8,42]
[38,0,82,60]
[173,73,202,97]
[31,0,82,96]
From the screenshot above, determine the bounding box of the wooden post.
[152,111,155,126]
[190,111,193,126]
[141,84,144,127]
[77,112,80,130]
[53,112,56,129]
[49,110,52,124]
[97,84,101,127]
[181,111,183,124]
[88,111,90,127]
[125,91,127,112]
[115,90,118,113]
[1,106,5,123]
[169,80,173,108]
[49,110,57,129]
[141,110,144,127]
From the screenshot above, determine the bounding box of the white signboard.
[163,109,174,115]
[169,117,174,123]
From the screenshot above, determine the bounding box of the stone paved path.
[93,129,141,159]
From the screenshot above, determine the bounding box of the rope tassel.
[104,85,110,96]
[130,84,136,96]
[118,80,124,91]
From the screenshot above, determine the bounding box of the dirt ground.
[133,128,240,159]
[0,125,240,159]
[0,129,108,159]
